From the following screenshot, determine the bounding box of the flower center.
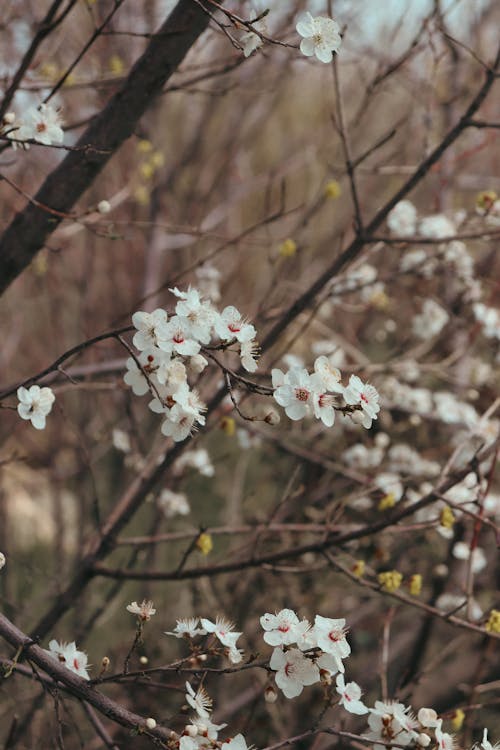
[295,387,310,402]
[36,122,47,132]
[228,322,241,333]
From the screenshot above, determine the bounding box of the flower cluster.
[165,615,243,664]
[179,682,251,750]
[272,358,380,429]
[240,11,341,63]
[2,102,64,147]
[261,608,367,709]
[124,288,259,441]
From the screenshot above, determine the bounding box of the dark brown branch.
[0,613,176,742]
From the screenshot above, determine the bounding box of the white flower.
[157,316,201,357]
[126,599,156,621]
[165,618,207,639]
[312,389,336,427]
[413,299,449,339]
[132,309,168,351]
[214,306,256,343]
[145,718,156,729]
[343,375,380,428]
[435,720,455,750]
[16,103,64,145]
[200,616,243,653]
[313,356,344,393]
[161,405,198,442]
[367,701,418,750]
[260,609,309,647]
[46,639,90,680]
[158,489,190,518]
[335,673,368,714]
[240,339,259,373]
[313,615,350,673]
[452,542,487,573]
[171,287,215,344]
[269,646,320,698]
[273,367,315,420]
[296,12,341,63]
[241,14,267,57]
[0,552,5,570]
[123,349,161,396]
[17,385,55,430]
[477,729,499,750]
[387,200,418,236]
[225,735,252,750]
[419,214,455,239]
[174,448,214,477]
[185,681,212,719]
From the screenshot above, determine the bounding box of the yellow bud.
[196,532,213,556]
[440,506,455,529]
[352,560,365,578]
[139,162,155,180]
[109,54,124,76]
[32,252,48,276]
[137,139,153,154]
[220,416,236,436]
[378,493,395,511]
[39,62,58,81]
[151,151,165,169]
[325,179,341,199]
[370,290,390,311]
[279,238,297,258]
[378,570,403,593]
[409,574,422,596]
[451,709,465,730]
[100,656,110,673]
[63,73,76,86]
[485,609,500,633]
[134,185,150,205]
[476,190,497,212]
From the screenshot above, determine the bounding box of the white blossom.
[165,618,207,639]
[16,103,64,145]
[269,646,320,698]
[296,12,341,63]
[126,599,156,621]
[17,385,55,430]
[46,639,90,680]
[335,673,368,714]
[387,200,418,236]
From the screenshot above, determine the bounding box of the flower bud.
[145,718,157,730]
[139,655,149,665]
[189,354,208,374]
[0,552,5,570]
[264,685,278,703]
[3,112,16,125]
[100,656,110,673]
[418,708,438,727]
[417,733,431,747]
[185,724,199,737]
[97,199,111,214]
[350,409,365,426]
[264,408,280,425]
